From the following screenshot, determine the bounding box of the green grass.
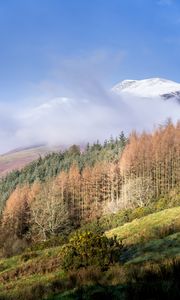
[0,245,65,299]
[106,206,180,245]
[1,206,180,299]
[105,206,180,268]
[125,232,180,265]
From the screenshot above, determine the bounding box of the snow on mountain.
[112,78,180,102]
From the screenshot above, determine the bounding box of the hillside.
[1,207,180,299]
[0,145,62,178]
[1,1,180,299]
[106,206,180,246]
[106,206,180,264]
[0,122,179,299]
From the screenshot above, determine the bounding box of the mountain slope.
[0,145,61,177]
[112,77,180,102]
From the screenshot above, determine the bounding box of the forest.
[0,121,179,299]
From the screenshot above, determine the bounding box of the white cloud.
[0,51,179,154]
[0,89,179,154]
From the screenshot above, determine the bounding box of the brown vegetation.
[0,121,179,256]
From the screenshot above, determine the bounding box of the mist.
[0,90,179,154]
[0,53,179,154]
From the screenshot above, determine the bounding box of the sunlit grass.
[106,206,180,245]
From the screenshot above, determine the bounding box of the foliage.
[81,188,180,235]
[0,133,126,212]
[0,205,180,299]
[61,231,122,270]
[0,121,179,299]
[0,122,179,260]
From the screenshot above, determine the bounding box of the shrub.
[80,218,105,235]
[129,206,152,221]
[61,231,122,271]
[20,251,39,262]
[154,197,168,211]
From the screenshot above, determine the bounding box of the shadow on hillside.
[48,280,180,300]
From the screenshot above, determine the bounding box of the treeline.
[0,132,126,212]
[0,122,179,256]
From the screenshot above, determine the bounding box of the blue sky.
[0,0,180,98]
[0,0,180,152]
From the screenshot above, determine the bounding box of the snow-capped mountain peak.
[112,78,180,101]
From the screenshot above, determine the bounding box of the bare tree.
[120,176,154,209]
[30,180,69,240]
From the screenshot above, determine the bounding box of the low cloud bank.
[0,88,179,154]
[0,52,179,153]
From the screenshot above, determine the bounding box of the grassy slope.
[1,206,180,299]
[0,145,61,177]
[0,246,64,299]
[106,206,180,265]
[106,206,180,245]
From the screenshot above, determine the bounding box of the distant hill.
[0,145,61,177]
